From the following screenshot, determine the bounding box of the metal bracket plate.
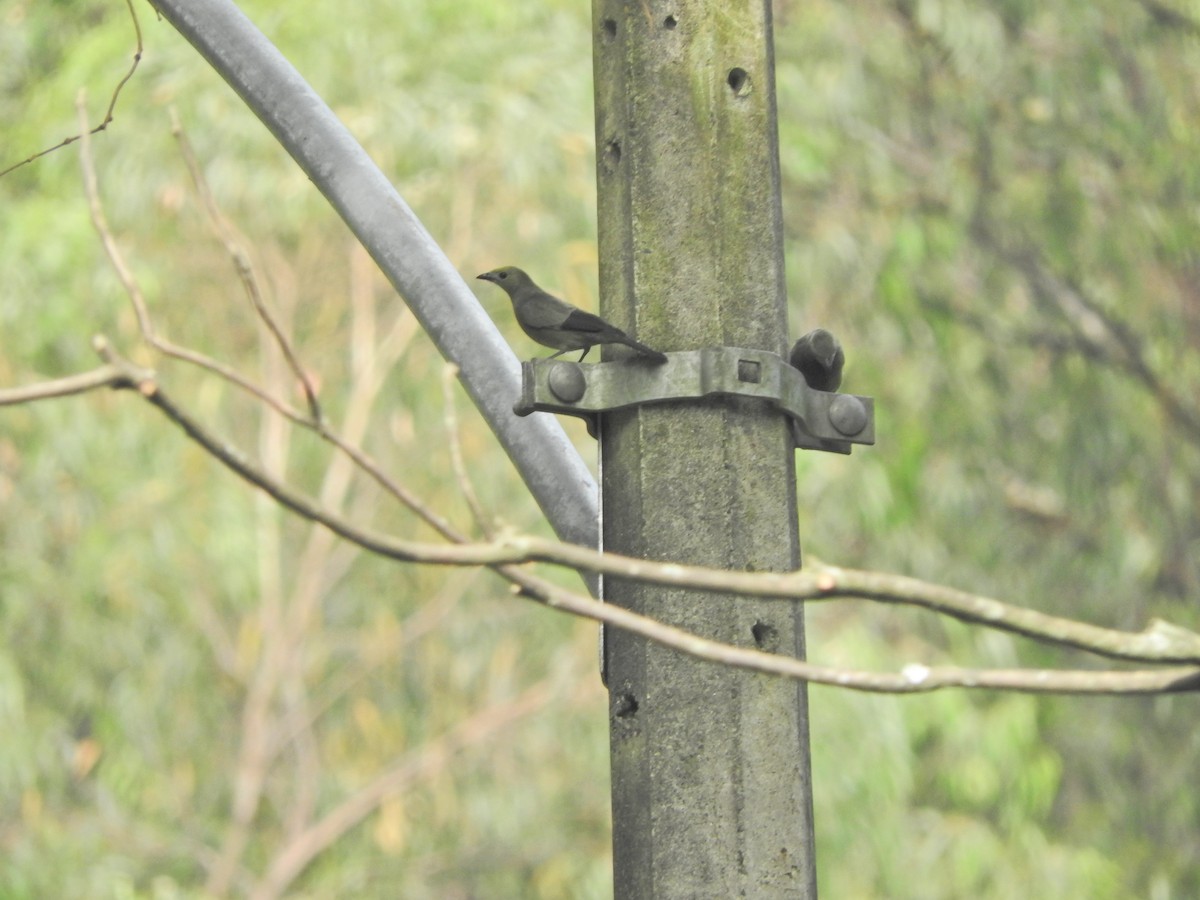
[514,346,874,453]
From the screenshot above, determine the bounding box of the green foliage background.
[2,0,1199,897]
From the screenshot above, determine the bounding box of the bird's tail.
[619,337,668,363]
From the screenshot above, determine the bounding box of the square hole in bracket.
[737,359,761,383]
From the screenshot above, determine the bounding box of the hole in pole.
[663,14,677,29]
[614,693,639,718]
[602,138,622,174]
[602,18,617,40]
[727,67,752,97]
[751,620,778,649]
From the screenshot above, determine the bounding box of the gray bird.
[789,328,845,392]
[477,266,667,363]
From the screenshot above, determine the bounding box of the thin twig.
[0,0,142,178]
[505,567,1200,695]
[77,97,458,542]
[78,92,295,410]
[170,110,323,423]
[441,363,494,538]
[0,365,134,405]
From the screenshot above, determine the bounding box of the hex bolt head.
[828,395,867,436]
[547,361,587,404]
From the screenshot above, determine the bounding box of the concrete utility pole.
[593,1,818,896]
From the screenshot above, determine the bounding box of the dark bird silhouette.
[789,328,845,392]
[477,266,667,363]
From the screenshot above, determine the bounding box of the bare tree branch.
[0,365,135,405]
[6,338,1198,694]
[170,110,323,423]
[78,98,460,544]
[1133,0,1200,35]
[503,567,1200,695]
[78,92,295,414]
[968,117,1200,446]
[1029,270,1186,449]
[68,336,1200,693]
[847,95,1200,450]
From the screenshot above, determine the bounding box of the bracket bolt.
[828,395,867,436]
[547,362,587,403]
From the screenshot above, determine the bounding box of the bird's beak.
[476,271,496,283]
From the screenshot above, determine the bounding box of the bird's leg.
[577,348,590,362]
[548,349,569,359]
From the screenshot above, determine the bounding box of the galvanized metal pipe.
[149,0,600,561]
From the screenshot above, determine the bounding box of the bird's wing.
[517,292,577,328]
[559,307,615,336]
[520,292,614,335]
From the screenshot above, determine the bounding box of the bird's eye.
[499,272,508,279]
